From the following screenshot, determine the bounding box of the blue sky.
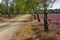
[0,0,60,9]
[49,0,60,9]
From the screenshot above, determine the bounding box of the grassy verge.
[0,17,8,22]
[10,22,34,40]
[0,15,21,23]
[10,16,60,40]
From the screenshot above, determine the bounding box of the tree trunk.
[36,13,40,22]
[44,0,49,32]
[6,0,10,18]
[44,9,49,32]
[13,0,16,14]
[34,14,36,19]
[31,8,36,20]
[31,3,36,20]
[36,2,40,22]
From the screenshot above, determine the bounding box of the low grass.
[10,15,60,40]
[0,15,20,23]
[0,17,7,22]
[11,22,34,40]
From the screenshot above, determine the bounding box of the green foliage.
[48,9,60,13]
[0,4,1,13]
[0,0,56,14]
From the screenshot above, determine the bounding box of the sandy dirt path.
[0,14,31,40]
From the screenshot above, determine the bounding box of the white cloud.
[49,0,60,9]
[0,0,1,3]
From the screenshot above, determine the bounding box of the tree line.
[0,0,56,32]
[48,9,60,13]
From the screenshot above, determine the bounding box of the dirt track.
[0,14,31,40]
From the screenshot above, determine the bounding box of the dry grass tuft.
[11,22,34,40]
[0,18,6,22]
